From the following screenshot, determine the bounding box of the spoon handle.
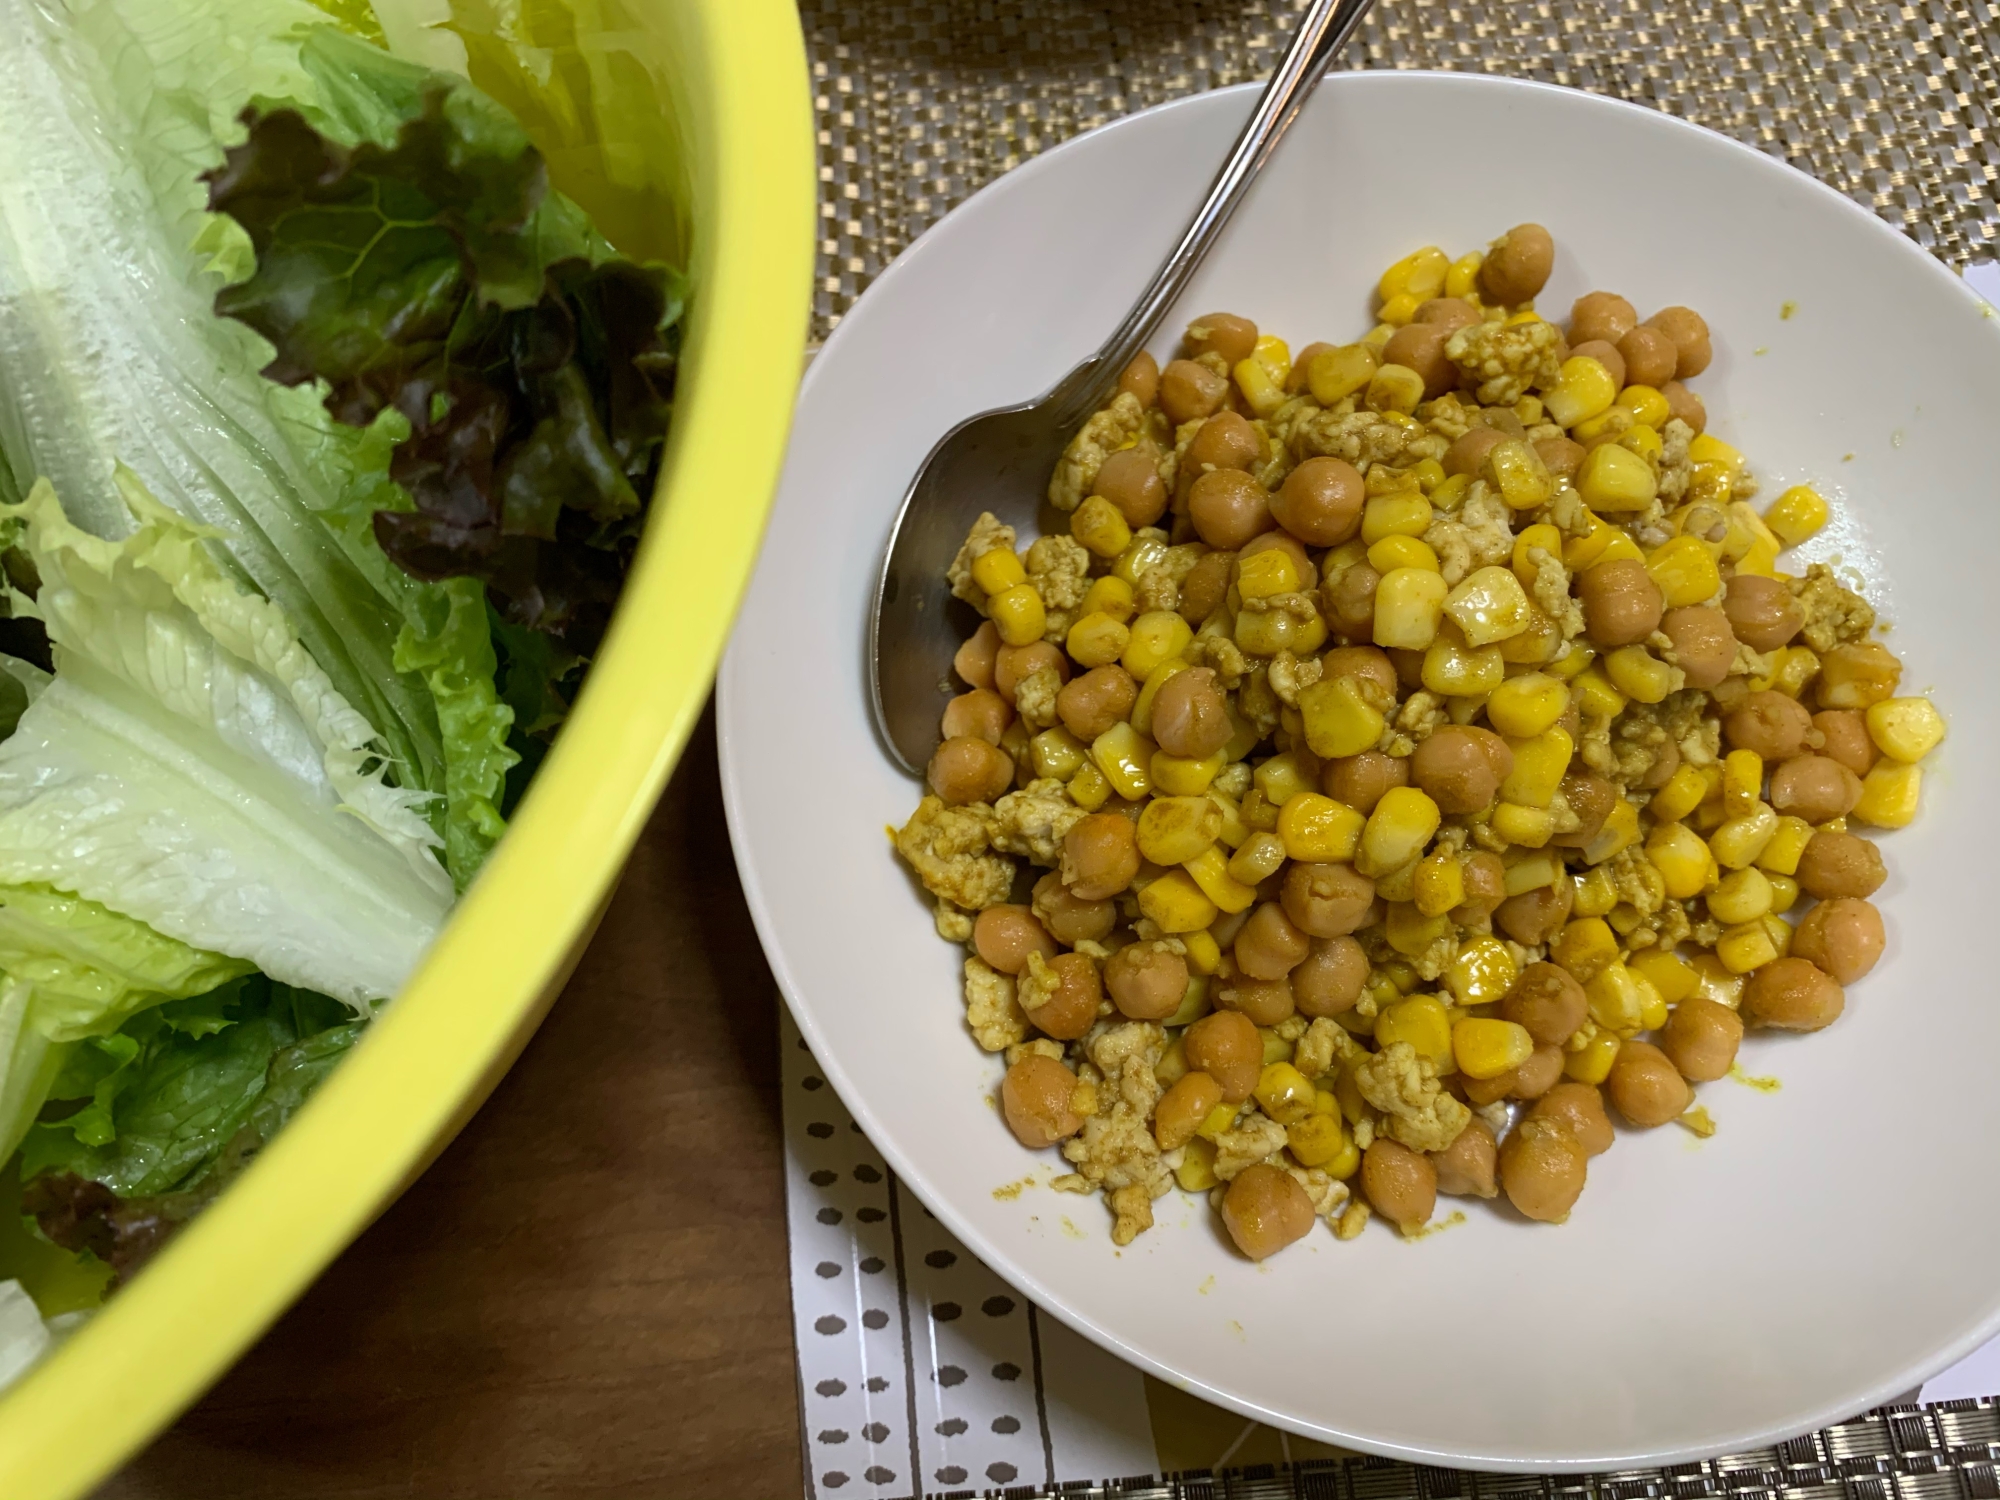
[1051,0,1378,428]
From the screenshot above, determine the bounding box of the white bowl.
[721,72,2000,1469]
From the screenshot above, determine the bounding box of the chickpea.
[994,640,1069,701]
[1791,896,1886,984]
[1362,1138,1437,1231]
[1024,951,1102,1040]
[1723,690,1812,760]
[1481,223,1555,305]
[1660,379,1706,434]
[1381,322,1458,399]
[1177,551,1234,626]
[1529,1081,1613,1156]
[1286,342,1336,394]
[1293,935,1369,1016]
[942,687,1012,745]
[1443,427,1506,479]
[1495,880,1574,946]
[1001,1054,1086,1148]
[954,620,1000,691]
[1743,955,1846,1031]
[1796,830,1887,900]
[1723,575,1804,653]
[1221,1162,1316,1261]
[1061,812,1141,900]
[1186,410,1262,476]
[1633,738,1681,795]
[1414,295,1482,335]
[1509,1044,1566,1100]
[1271,456,1364,546]
[1661,605,1738,691]
[1056,665,1137,742]
[929,735,1013,805]
[1501,962,1588,1046]
[1569,291,1638,346]
[1454,851,1507,919]
[1431,1117,1498,1199]
[1149,666,1230,761]
[1234,901,1312,980]
[1188,469,1275,551]
[1159,358,1230,425]
[1410,725,1503,814]
[1549,771,1618,849]
[1659,995,1743,1083]
[1499,1116,1588,1222]
[1092,446,1168,528]
[1812,710,1880,777]
[1215,973,1295,1027]
[1032,872,1116,946]
[1184,1010,1262,1103]
[1770,754,1863,824]
[1608,1040,1693,1127]
[1323,562,1380,640]
[1577,558,1665,648]
[1117,350,1160,408]
[1644,306,1712,378]
[1154,1071,1223,1151]
[1569,339,1627,390]
[1280,862,1377,938]
[1535,436,1586,482]
[1320,645,1398,700]
[1323,750,1407,814]
[972,905,1056,975]
[1104,941,1189,1021]
[1617,325,1679,389]
[1185,311,1258,366]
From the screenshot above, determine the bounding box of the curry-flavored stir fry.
[894,223,1943,1260]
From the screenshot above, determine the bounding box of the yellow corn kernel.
[1375,994,1453,1070]
[1413,850,1466,917]
[1308,343,1379,406]
[1366,535,1441,575]
[1123,610,1193,678]
[1583,962,1648,1032]
[1138,868,1218,934]
[1452,1017,1533,1080]
[1194,1100,1241,1143]
[1437,565,1531,647]
[1688,432,1744,471]
[1182,845,1257,914]
[1361,491,1435,546]
[1765,484,1829,547]
[1564,1028,1622,1084]
[1375,295,1422,330]
[1734,537,1780,579]
[1572,865,1618,918]
[1854,761,1921,828]
[1577,442,1660,513]
[1232,354,1288,419]
[1630,948,1699,1006]
[1298,675,1386,760]
[1582,797,1641,867]
[1552,917,1620,983]
[1866,697,1945,763]
[1225,833,1285,889]
[1570,404,1633,445]
[1488,801,1552,847]
[1501,847,1564,897]
[1747,644,1818,700]
[1500,727,1573,809]
[1285,1113,1348,1169]
[1510,522,1564,583]
[1363,363,1424,416]
[1359,786,1442,875]
[971,546,1027,595]
[1253,752,1314,808]
[1571,665,1628,720]
[1065,611,1132,668]
[1379,245,1449,304]
[1030,727,1088,782]
[1544,355,1619,428]
[1152,748,1226,796]
[1421,636,1505,697]
[1483,673,1565,739]
[1427,477,1474,519]
[1647,822,1716,899]
[1137,795,1222,866]
[1716,920,1779,975]
[1069,495,1133,560]
[1486,438,1554,512]
[1129,659,1189,738]
[1687,952,1744,1009]
[1721,750,1764,817]
[1605,646,1676,705]
[1068,760,1110,811]
[1644,535,1723,609]
[1548,646,1596,682]
[1709,802,1779,870]
[1174,1135,1220,1192]
[1111,532,1169,589]
[1708,866,1774,925]
[1178,938,1222,989]
[1637,976,1670,1032]
[1236,606,1327,659]
[1445,251,1483,299]
[1207,787,1251,846]
[1373,567,1449,650]
[1235,546,1302,602]
[1686,462,1735,510]
[989,582,1047,646]
[1498,608,1564,667]
[1761,912,1793,959]
[1090,722,1154,801]
[1766,874,1800,915]
[1447,936,1519,1007]
[1613,384,1669,427]
[1278,792,1367,864]
[1080,574,1136,625]
[1648,764,1709,824]
[1248,333,1291,382]
[1253,1061,1317,1126]
[1403,458,1447,495]
[1505,308,1541,326]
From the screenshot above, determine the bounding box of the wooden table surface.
[97,706,805,1500]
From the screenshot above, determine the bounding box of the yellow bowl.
[0,2,815,1493]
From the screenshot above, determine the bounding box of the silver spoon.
[868,0,1379,776]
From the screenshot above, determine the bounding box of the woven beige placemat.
[799,0,1999,340]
